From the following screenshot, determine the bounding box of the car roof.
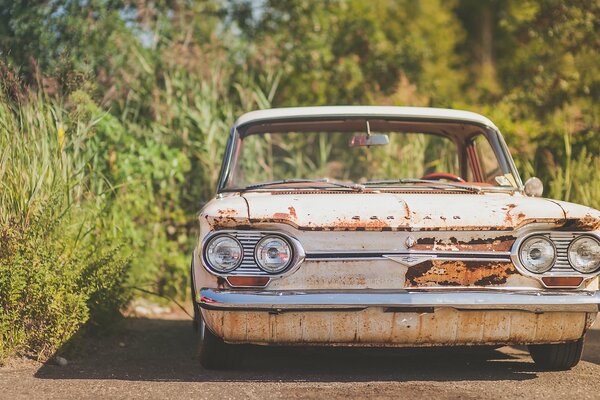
[234,106,498,131]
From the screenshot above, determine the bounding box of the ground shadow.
[582,328,600,365]
[33,317,549,383]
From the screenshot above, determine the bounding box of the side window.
[467,134,502,184]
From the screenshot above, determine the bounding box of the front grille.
[231,231,268,275]
[546,232,581,275]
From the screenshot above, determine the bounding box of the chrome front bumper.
[199,288,600,313]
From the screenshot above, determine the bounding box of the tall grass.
[0,88,128,361]
[547,132,600,210]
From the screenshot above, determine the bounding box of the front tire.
[190,260,241,370]
[197,318,240,370]
[528,338,584,370]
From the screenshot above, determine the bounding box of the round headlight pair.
[205,234,293,274]
[519,235,600,274]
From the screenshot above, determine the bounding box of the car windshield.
[224,118,519,191]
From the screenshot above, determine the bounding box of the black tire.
[191,259,241,369]
[528,338,584,370]
[197,318,240,370]
[190,261,200,332]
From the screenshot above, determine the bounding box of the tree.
[230,0,466,106]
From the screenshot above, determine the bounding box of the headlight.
[568,236,600,273]
[519,235,556,273]
[255,236,292,273]
[205,235,243,272]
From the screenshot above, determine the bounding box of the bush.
[0,206,128,360]
[0,88,129,361]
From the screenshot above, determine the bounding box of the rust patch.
[272,212,291,220]
[219,215,563,232]
[217,208,237,216]
[207,214,244,229]
[241,219,540,232]
[217,276,227,288]
[402,201,410,218]
[502,203,518,225]
[413,236,516,252]
[405,260,517,287]
[560,214,600,231]
[331,217,391,231]
[288,206,297,220]
[205,208,251,230]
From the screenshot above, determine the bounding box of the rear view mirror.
[350,134,389,147]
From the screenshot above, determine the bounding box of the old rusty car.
[191,106,600,370]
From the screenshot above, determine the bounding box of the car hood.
[233,191,572,232]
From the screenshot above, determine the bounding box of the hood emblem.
[405,236,416,249]
[383,254,435,267]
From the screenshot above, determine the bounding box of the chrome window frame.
[216,117,523,193]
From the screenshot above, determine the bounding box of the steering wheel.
[421,172,465,182]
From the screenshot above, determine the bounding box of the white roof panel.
[234,106,498,130]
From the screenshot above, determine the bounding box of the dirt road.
[2,311,600,400]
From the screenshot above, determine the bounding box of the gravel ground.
[2,311,600,400]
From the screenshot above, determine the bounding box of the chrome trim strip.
[199,288,600,313]
[306,250,512,264]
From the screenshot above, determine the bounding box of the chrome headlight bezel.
[518,235,556,274]
[254,235,294,274]
[568,235,600,274]
[203,234,244,273]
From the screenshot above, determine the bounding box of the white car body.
[191,107,600,368]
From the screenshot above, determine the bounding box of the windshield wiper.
[363,178,483,193]
[242,178,365,192]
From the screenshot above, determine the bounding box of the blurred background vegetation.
[0,0,598,360]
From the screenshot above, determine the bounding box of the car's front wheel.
[196,317,241,370]
[528,338,584,370]
[191,260,242,370]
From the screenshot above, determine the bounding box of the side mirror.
[524,177,544,197]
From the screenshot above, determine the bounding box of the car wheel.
[528,337,584,370]
[190,261,200,332]
[191,262,241,369]
[196,317,241,370]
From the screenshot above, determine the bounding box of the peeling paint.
[405,261,517,287]
[413,236,516,252]
[561,214,600,231]
[288,206,297,220]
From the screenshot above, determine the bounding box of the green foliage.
[0,89,128,361]
[233,0,466,106]
[546,133,600,210]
